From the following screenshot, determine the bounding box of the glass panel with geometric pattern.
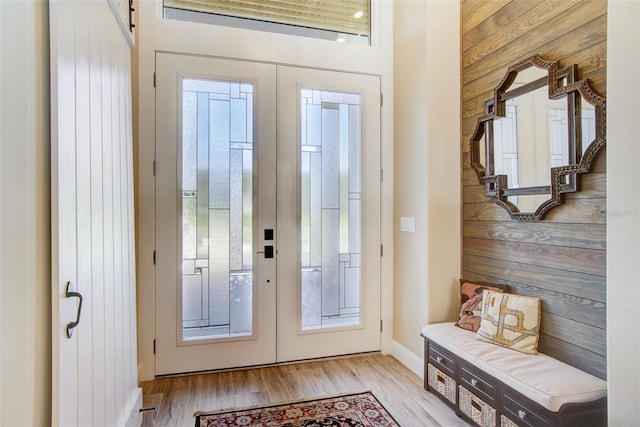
[300,88,361,330]
[181,77,254,340]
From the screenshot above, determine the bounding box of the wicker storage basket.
[459,385,496,427]
[427,363,456,404]
[500,414,520,427]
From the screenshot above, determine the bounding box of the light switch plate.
[400,216,415,232]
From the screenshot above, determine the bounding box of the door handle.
[257,245,274,258]
[65,281,83,338]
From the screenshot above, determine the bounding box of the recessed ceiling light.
[353,10,363,19]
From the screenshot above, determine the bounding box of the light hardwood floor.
[141,353,470,426]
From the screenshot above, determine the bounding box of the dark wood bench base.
[424,338,607,427]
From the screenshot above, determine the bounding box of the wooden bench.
[421,322,607,427]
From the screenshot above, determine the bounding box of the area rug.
[195,391,400,426]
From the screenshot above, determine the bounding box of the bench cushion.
[421,322,607,412]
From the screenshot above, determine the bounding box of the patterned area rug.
[195,391,400,426]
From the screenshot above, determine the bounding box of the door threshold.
[155,350,382,379]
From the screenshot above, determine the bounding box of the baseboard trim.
[123,387,143,427]
[389,339,424,379]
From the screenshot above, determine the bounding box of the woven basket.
[459,385,496,427]
[427,363,456,404]
[500,414,519,427]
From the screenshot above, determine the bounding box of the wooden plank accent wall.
[461,0,607,379]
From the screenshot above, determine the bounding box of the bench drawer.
[460,362,498,405]
[427,341,456,377]
[501,391,551,427]
[425,340,458,408]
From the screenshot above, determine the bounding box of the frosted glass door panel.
[181,78,254,340]
[300,89,362,330]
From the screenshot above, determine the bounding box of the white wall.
[392,0,461,373]
[606,1,640,424]
[135,1,394,381]
[0,0,51,425]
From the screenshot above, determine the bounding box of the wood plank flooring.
[141,353,470,426]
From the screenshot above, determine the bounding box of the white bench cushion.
[421,322,607,412]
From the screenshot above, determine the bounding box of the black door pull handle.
[65,281,83,338]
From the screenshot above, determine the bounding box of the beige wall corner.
[393,0,461,359]
[0,0,52,425]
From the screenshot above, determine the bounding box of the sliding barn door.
[50,1,140,425]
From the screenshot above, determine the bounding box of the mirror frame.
[470,54,606,220]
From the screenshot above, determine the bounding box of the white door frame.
[134,0,394,382]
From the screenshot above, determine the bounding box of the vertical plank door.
[50,1,140,425]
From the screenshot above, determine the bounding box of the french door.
[155,53,380,375]
[276,66,382,362]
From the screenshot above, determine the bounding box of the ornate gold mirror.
[470,54,606,220]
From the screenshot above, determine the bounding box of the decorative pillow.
[455,279,509,332]
[476,290,541,354]
[456,293,485,332]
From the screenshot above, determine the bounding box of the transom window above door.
[163,0,370,44]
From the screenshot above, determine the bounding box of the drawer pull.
[470,378,478,387]
[436,356,443,363]
[518,410,527,419]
